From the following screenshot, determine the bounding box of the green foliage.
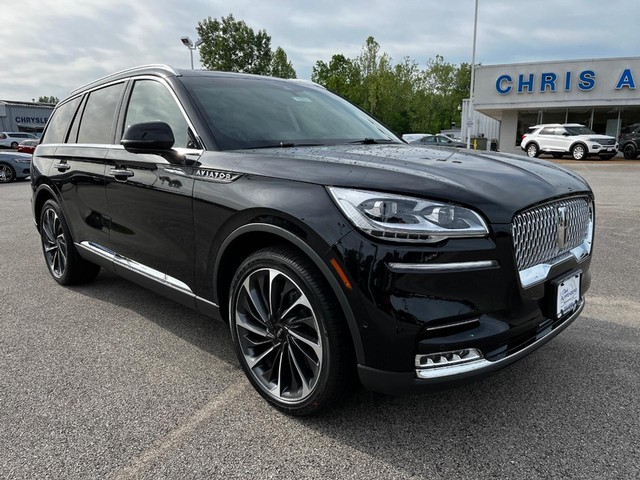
[312,38,473,136]
[37,96,59,104]
[196,14,296,78]
[270,47,296,79]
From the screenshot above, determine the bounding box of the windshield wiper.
[246,142,327,149]
[347,138,398,145]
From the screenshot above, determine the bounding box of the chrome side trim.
[195,296,219,309]
[387,260,498,273]
[415,299,584,380]
[77,241,193,295]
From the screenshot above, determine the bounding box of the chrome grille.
[512,197,592,273]
[599,138,616,146]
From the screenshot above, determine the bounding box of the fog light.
[415,348,483,368]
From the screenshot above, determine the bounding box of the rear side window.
[40,97,81,144]
[77,82,125,144]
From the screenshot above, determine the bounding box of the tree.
[197,14,273,74]
[196,14,296,78]
[37,96,59,104]
[270,47,296,79]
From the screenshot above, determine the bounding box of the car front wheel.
[623,143,637,159]
[0,163,15,183]
[40,199,100,285]
[571,144,587,160]
[229,246,352,415]
[526,143,539,158]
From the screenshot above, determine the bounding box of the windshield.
[565,126,596,135]
[181,76,400,150]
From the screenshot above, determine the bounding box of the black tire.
[599,154,615,160]
[551,153,564,159]
[0,163,16,183]
[40,199,100,285]
[623,143,638,160]
[10,141,18,149]
[525,143,539,158]
[571,143,587,160]
[229,246,353,416]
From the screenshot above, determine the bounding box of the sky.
[1,0,638,102]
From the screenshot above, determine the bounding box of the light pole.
[180,36,203,70]
[466,0,479,150]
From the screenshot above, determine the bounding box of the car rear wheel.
[229,246,352,415]
[40,199,100,285]
[571,144,587,160]
[526,143,539,158]
[623,143,637,159]
[0,163,16,183]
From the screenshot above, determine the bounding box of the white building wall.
[461,99,501,149]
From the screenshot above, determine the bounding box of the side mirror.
[121,122,175,152]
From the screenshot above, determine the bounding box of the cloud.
[0,0,637,101]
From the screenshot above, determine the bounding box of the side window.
[123,80,190,148]
[40,97,81,144]
[77,82,125,144]
[540,127,555,135]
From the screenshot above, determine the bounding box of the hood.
[198,144,592,223]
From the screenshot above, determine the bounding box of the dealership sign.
[15,116,49,125]
[495,68,636,95]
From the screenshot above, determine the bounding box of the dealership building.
[472,57,640,154]
[0,100,54,135]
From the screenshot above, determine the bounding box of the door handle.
[54,163,71,172]
[110,168,134,181]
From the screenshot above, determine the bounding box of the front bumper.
[357,299,583,394]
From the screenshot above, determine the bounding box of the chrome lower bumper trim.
[415,299,584,380]
[387,260,498,273]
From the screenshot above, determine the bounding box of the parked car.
[32,66,594,415]
[0,152,32,182]
[0,132,38,149]
[17,139,39,154]
[412,134,466,148]
[402,133,429,143]
[521,123,617,160]
[619,123,640,159]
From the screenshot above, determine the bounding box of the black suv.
[619,123,640,159]
[32,65,594,415]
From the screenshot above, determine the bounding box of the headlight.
[587,138,601,143]
[327,187,489,243]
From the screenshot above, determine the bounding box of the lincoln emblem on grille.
[557,206,568,249]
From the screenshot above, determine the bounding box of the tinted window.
[182,76,399,150]
[41,97,81,144]
[540,127,555,135]
[77,82,125,144]
[123,80,190,148]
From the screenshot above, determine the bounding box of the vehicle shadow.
[67,268,239,368]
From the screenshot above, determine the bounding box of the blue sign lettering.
[15,116,49,125]
[517,73,535,94]
[496,74,512,94]
[616,69,636,89]
[564,71,572,91]
[540,72,557,92]
[577,70,596,91]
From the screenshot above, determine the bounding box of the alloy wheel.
[41,207,68,279]
[0,164,14,182]
[234,267,323,404]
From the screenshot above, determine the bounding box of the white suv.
[521,124,618,160]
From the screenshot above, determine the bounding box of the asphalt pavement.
[1,161,639,479]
